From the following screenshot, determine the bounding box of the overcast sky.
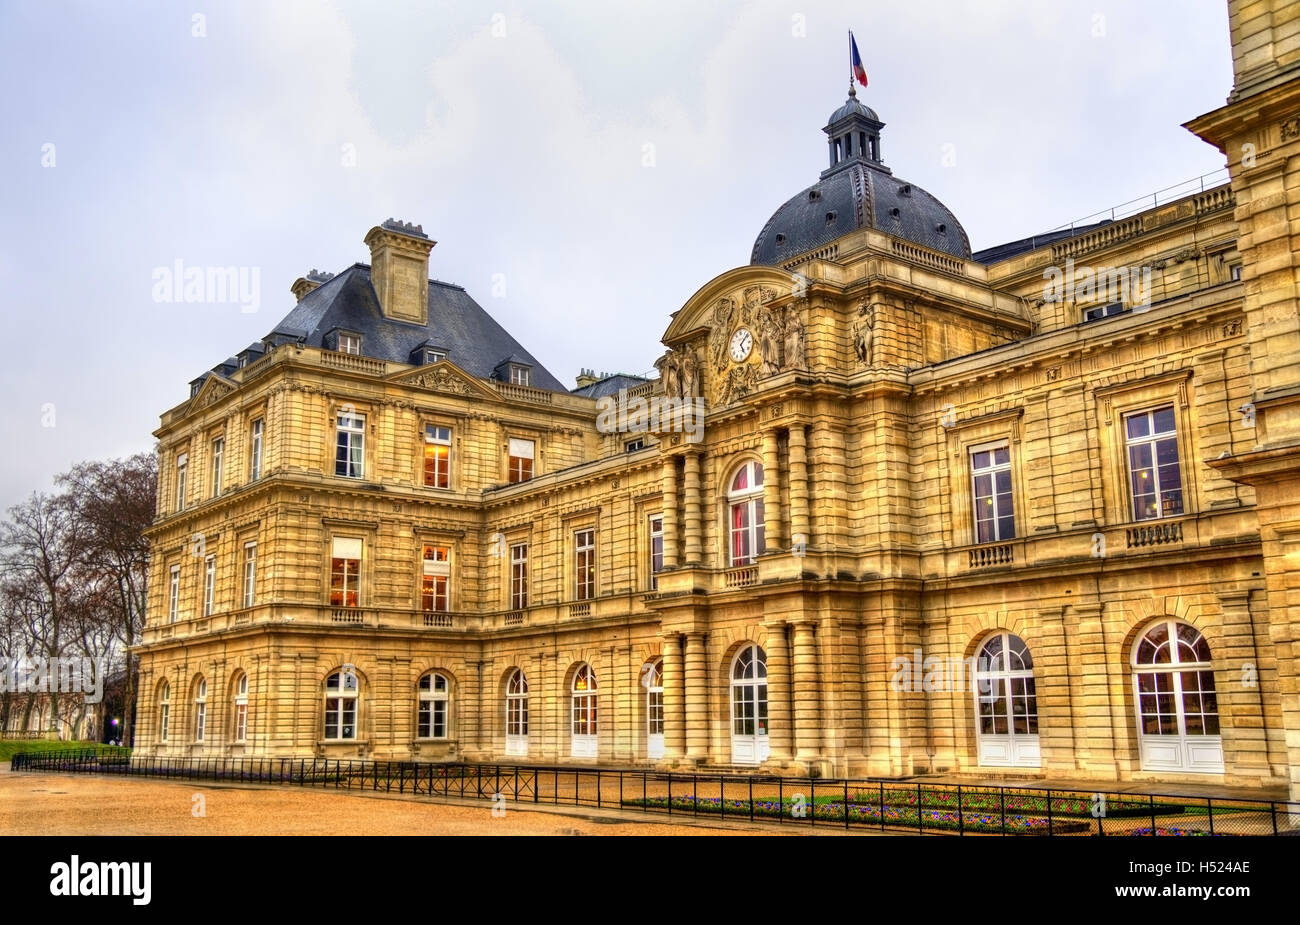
[0,0,1234,512]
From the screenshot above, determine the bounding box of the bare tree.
[58,453,156,745]
[0,492,86,734]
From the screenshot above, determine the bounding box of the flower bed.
[855,788,1190,819]
[620,795,1091,834]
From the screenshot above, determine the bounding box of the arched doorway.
[643,659,664,760]
[730,644,769,765]
[1132,620,1222,772]
[973,631,1040,767]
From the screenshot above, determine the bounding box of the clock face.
[729,327,753,362]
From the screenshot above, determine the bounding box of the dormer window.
[427,350,447,364]
[337,333,362,355]
[509,365,531,387]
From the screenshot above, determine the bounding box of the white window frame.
[159,682,170,743]
[417,672,450,739]
[1131,619,1223,773]
[175,452,188,511]
[337,333,361,355]
[570,663,598,757]
[194,678,207,742]
[330,536,362,608]
[509,365,531,386]
[203,554,215,616]
[324,670,359,741]
[168,565,180,623]
[970,440,1015,543]
[507,438,535,483]
[973,631,1040,768]
[648,514,664,591]
[421,544,450,612]
[210,437,224,498]
[233,674,248,743]
[423,425,452,490]
[574,528,595,601]
[249,419,264,480]
[645,659,664,760]
[509,543,528,609]
[727,460,765,566]
[1124,405,1184,521]
[505,669,528,756]
[241,542,257,609]
[729,644,769,765]
[335,412,366,479]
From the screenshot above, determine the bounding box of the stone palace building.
[134,1,1300,800]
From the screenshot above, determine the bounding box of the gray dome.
[751,163,971,265]
[828,98,878,124]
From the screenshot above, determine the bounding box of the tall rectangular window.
[1125,406,1184,520]
[210,437,224,498]
[175,453,188,512]
[330,537,362,607]
[970,442,1015,543]
[168,565,180,623]
[242,542,257,608]
[649,514,664,590]
[421,544,450,612]
[249,419,264,480]
[203,555,215,616]
[508,438,534,483]
[510,543,528,609]
[574,529,595,601]
[335,412,365,478]
[423,425,452,489]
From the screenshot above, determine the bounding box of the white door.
[974,632,1041,768]
[505,669,528,757]
[730,645,770,765]
[1133,620,1223,772]
[645,660,664,760]
[571,664,598,758]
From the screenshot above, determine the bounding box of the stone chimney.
[289,268,335,303]
[364,219,435,324]
[575,368,601,388]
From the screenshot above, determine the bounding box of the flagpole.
[848,30,854,98]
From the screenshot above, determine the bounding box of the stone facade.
[134,0,1300,796]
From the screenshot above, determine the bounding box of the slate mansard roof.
[194,263,567,393]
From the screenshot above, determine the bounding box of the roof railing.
[1044,168,1231,235]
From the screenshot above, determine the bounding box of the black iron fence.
[12,748,1297,836]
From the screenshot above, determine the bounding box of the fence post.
[916,782,922,834]
[958,784,964,836]
[1271,802,1278,836]
[749,777,755,823]
[1046,789,1053,836]
[1149,794,1157,836]
[844,779,850,830]
[880,781,885,833]
[1000,786,1006,836]
[1206,797,1214,836]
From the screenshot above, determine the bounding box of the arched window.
[505,669,528,756]
[973,632,1040,768]
[418,672,450,739]
[1132,620,1222,772]
[728,460,765,566]
[730,644,769,765]
[194,678,207,742]
[233,674,248,743]
[644,659,664,760]
[324,669,359,740]
[159,681,171,743]
[571,664,598,758]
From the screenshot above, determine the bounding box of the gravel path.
[1,771,809,836]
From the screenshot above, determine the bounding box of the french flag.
[849,31,868,87]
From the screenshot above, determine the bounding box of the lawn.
[0,739,130,761]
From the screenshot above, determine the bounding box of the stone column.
[661,634,685,762]
[684,632,708,764]
[763,622,792,765]
[661,457,679,569]
[683,452,702,565]
[762,428,783,551]
[791,620,821,761]
[787,424,809,550]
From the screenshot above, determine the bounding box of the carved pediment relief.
[387,362,499,400]
[188,374,237,412]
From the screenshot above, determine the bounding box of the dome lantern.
[823,85,885,177]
